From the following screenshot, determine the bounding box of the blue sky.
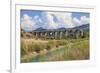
[21,9,90,20]
[72,12,89,19]
[21,10,42,18]
[20,9,90,31]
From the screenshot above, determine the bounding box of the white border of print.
[11,3,96,73]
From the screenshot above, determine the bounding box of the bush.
[45,44,52,50]
[56,40,67,46]
[32,43,47,53]
[34,46,41,53]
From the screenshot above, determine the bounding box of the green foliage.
[32,43,46,53]
[45,44,52,50]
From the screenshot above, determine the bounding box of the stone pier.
[31,29,84,39]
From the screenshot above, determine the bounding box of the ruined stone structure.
[31,29,84,39]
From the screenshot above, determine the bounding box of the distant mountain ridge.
[30,24,89,32]
[34,27,46,32]
[73,24,89,30]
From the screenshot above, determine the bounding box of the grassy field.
[21,37,89,63]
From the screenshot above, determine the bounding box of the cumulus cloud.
[33,15,43,26]
[21,12,90,31]
[21,14,36,31]
[54,12,73,27]
[41,12,74,29]
[80,16,89,24]
[73,17,81,27]
[21,14,44,31]
[52,12,74,28]
[72,16,89,27]
[45,12,59,29]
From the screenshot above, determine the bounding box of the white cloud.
[80,16,89,24]
[21,14,45,31]
[41,12,74,29]
[21,13,90,31]
[73,17,81,27]
[46,12,59,29]
[21,14,36,31]
[33,15,43,26]
[53,12,74,28]
[72,16,89,27]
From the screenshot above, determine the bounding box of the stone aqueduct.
[22,29,84,39]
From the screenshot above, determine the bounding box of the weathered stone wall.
[32,29,84,39]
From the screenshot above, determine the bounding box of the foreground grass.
[21,38,89,63]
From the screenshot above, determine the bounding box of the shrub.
[56,40,67,46]
[45,44,52,50]
[32,43,41,53]
[32,43,47,53]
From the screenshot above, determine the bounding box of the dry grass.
[21,38,89,63]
